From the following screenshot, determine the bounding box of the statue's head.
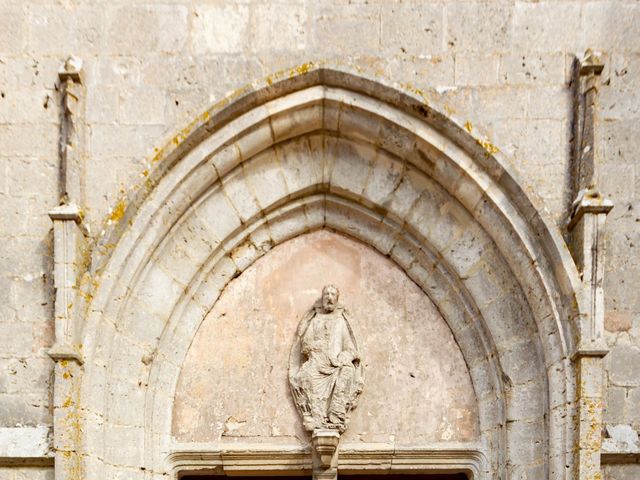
[321,284,339,313]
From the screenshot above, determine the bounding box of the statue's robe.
[289,306,363,432]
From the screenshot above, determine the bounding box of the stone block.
[458,86,529,121]
[251,2,307,52]
[605,310,633,334]
[381,3,443,56]
[0,426,50,458]
[484,118,566,166]
[445,2,513,52]
[106,380,145,426]
[244,150,289,211]
[0,57,60,92]
[386,167,430,222]
[608,345,640,387]
[0,358,51,395]
[600,54,640,121]
[605,265,640,315]
[106,5,188,54]
[584,3,640,52]
[191,3,250,55]
[0,88,58,125]
[0,125,57,159]
[196,187,243,242]
[0,193,54,240]
[104,424,144,467]
[385,54,455,87]
[15,282,50,339]
[310,4,380,56]
[506,419,545,465]
[86,86,119,124]
[362,153,403,206]
[119,87,166,125]
[90,124,165,157]
[0,392,50,426]
[221,169,261,223]
[628,387,640,428]
[454,53,500,86]
[234,119,273,161]
[0,322,33,356]
[526,86,571,120]
[600,118,639,167]
[499,53,565,85]
[81,363,106,416]
[328,140,374,198]
[153,229,202,288]
[270,103,322,144]
[28,5,103,55]
[444,224,491,279]
[500,340,542,386]
[0,6,26,55]
[6,157,57,198]
[603,464,640,480]
[108,340,148,391]
[87,55,142,88]
[605,385,627,424]
[601,163,635,204]
[511,2,582,53]
[278,138,323,194]
[191,255,237,310]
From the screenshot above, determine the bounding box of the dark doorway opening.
[181,475,469,480]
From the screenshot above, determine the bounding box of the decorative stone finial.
[58,55,84,83]
[579,49,604,76]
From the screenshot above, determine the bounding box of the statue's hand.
[337,351,355,366]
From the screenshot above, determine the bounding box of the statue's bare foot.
[303,415,316,431]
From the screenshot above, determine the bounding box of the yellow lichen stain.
[464,121,473,133]
[294,62,313,76]
[444,104,456,116]
[141,169,149,177]
[62,371,70,379]
[476,138,500,156]
[59,363,84,479]
[77,288,93,304]
[108,198,126,223]
[399,82,430,105]
[150,110,211,165]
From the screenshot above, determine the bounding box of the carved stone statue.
[289,285,364,434]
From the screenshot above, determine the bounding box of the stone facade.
[0,1,638,479]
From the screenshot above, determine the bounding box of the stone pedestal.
[312,429,340,480]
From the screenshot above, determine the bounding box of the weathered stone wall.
[0,1,638,478]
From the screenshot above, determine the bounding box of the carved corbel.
[311,429,340,480]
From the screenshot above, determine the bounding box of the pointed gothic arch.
[70,66,584,479]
